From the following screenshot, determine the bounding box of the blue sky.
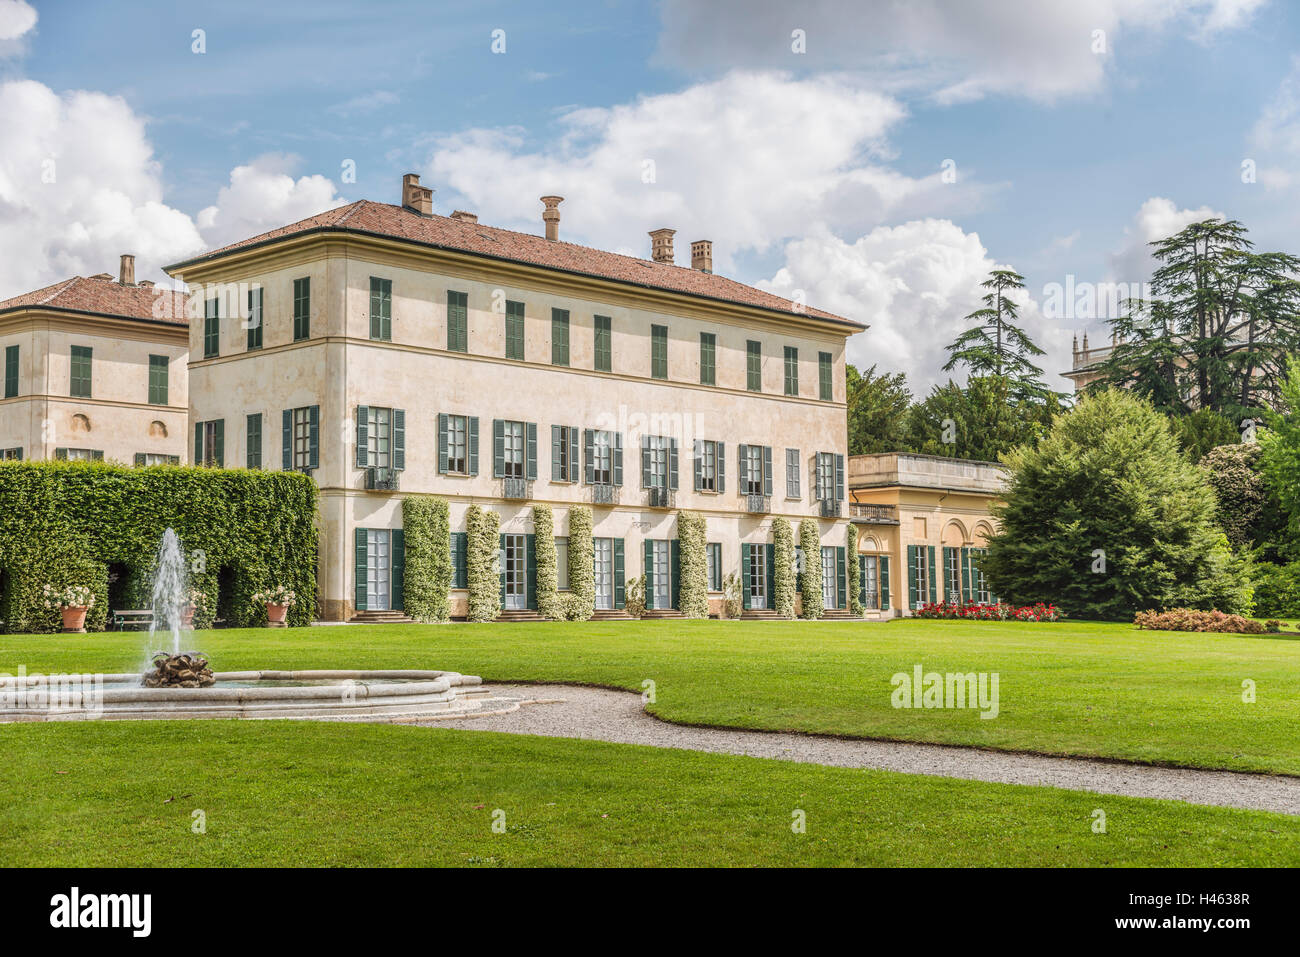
[3,0,1299,389]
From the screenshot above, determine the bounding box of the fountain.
[148,527,188,657]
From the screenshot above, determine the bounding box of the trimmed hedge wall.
[676,510,709,618]
[772,517,797,619]
[401,497,451,622]
[465,504,500,622]
[565,506,595,621]
[533,504,564,620]
[0,460,318,632]
[798,519,824,619]
[847,522,863,616]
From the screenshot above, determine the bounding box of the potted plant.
[252,585,296,626]
[43,584,96,633]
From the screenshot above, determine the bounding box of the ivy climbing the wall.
[401,497,451,623]
[465,503,501,622]
[676,510,709,618]
[799,519,824,620]
[772,516,797,619]
[565,506,595,621]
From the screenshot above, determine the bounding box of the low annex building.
[0,255,189,465]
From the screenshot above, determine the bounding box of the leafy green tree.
[1171,409,1240,463]
[906,375,1062,462]
[944,269,1049,396]
[1097,219,1300,417]
[982,389,1252,619]
[846,363,912,454]
[1258,357,1300,560]
[1199,442,1286,556]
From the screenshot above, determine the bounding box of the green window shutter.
[716,441,725,493]
[493,419,505,477]
[567,428,578,482]
[858,556,867,608]
[693,440,702,492]
[880,557,890,610]
[247,413,262,469]
[70,345,92,398]
[204,298,220,358]
[613,539,625,609]
[612,433,623,486]
[651,324,667,379]
[741,543,751,610]
[961,547,971,603]
[452,533,468,589]
[927,546,937,604]
[644,539,655,610]
[505,301,524,360]
[92,450,103,461]
[738,444,748,490]
[594,315,612,372]
[282,410,292,470]
[836,547,846,609]
[4,344,18,398]
[392,528,405,611]
[393,409,405,470]
[247,287,263,349]
[526,422,538,480]
[551,308,569,365]
[438,413,449,473]
[784,345,798,395]
[293,276,310,340]
[134,452,146,467]
[640,436,651,488]
[356,405,369,469]
[766,543,775,607]
[943,547,955,602]
[370,277,392,340]
[746,340,761,391]
[148,354,168,405]
[551,425,562,481]
[499,535,507,609]
[447,291,468,352]
[526,534,537,610]
[907,544,918,609]
[819,351,833,401]
[669,438,679,490]
[214,419,224,467]
[699,333,715,385]
[167,455,179,466]
[355,528,368,611]
[583,429,595,484]
[194,423,203,465]
[835,455,846,501]
[308,406,320,469]
[468,416,480,475]
[54,447,67,460]
[670,539,680,610]
[762,446,772,496]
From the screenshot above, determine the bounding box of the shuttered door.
[643,539,655,610]
[391,528,405,611]
[613,539,625,609]
[354,528,368,612]
[907,544,918,608]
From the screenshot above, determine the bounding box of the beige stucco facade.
[849,453,1006,616]
[0,308,189,465]
[175,230,856,620]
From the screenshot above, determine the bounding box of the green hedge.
[772,517,796,619]
[676,511,709,618]
[565,506,595,621]
[799,519,823,619]
[465,504,500,622]
[847,522,863,616]
[1252,562,1300,618]
[533,504,564,620]
[401,497,451,622]
[0,460,318,633]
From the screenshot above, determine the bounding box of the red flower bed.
[914,601,1064,622]
[1132,608,1264,634]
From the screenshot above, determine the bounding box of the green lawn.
[3,720,1297,867]
[3,619,1297,774]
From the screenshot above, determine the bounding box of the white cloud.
[0,79,203,296]
[757,220,1073,392]
[1250,56,1300,191]
[0,0,36,44]
[427,71,990,270]
[1107,196,1224,287]
[328,90,399,117]
[656,0,1266,102]
[195,154,348,248]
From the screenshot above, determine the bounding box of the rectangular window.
[743,444,764,495]
[972,549,991,604]
[293,277,310,340]
[645,436,669,488]
[554,425,579,482]
[70,345,92,398]
[821,547,838,610]
[594,315,612,372]
[293,408,312,469]
[369,277,392,341]
[746,340,761,391]
[196,420,223,467]
[445,414,469,474]
[551,308,570,366]
[1,448,21,461]
[148,354,169,405]
[819,351,833,401]
[786,448,801,498]
[60,448,103,462]
[591,430,614,485]
[4,344,17,398]
[698,439,719,492]
[247,286,263,350]
[505,300,525,360]
[946,548,961,601]
[366,407,392,468]
[699,332,716,385]
[247,413,262,469]
[447,290,468,352]
[707,542,722,592]
[912,547,930,608]
[502,420,525,478]
[556,537,570,590]
[651,324,668,379]
[451,532,468,588]
[204,298,220,358]
[136,452,177,466]
[784,345,798,396]
[816,452,835,501]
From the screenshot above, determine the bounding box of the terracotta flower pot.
[266,602,288,625]
[61,605,88,633]
[181,604,196,629]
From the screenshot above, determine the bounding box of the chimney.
[449,210,478,224]
[119,254,136,285]
[402,173,433,216]
[540,195,563,240]
[649,228,676,264]
[690,239,713,274]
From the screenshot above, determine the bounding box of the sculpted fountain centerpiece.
[141,528,213,688]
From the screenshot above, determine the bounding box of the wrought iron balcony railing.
[746,493,770,514]
[365,466,400,491]
[590,483,620,506]
[502,477,532,500]
[647,487,675,509]
[819,498,842,518]
[849,502,898,523]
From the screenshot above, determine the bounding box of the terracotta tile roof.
[0,275,188,327]
[168,200,861,329]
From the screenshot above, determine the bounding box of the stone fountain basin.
[1,669,499,722]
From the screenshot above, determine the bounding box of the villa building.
[0,256,189,465]
[166,174,862,621]
[849,452,1006,616]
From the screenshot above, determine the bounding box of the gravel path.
[438,683,1300,816]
